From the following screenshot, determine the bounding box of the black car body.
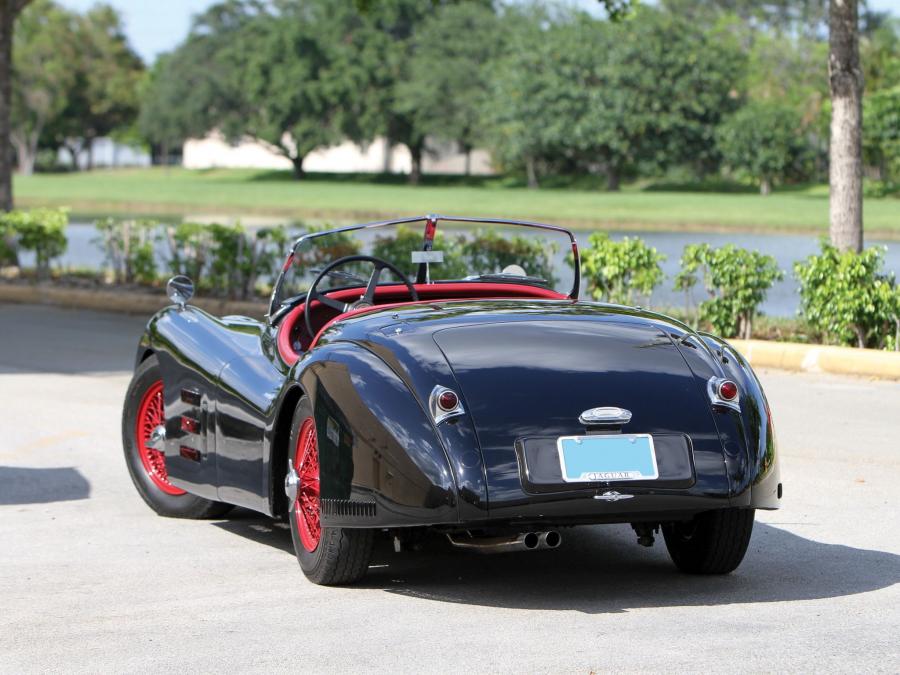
[122,215,780,585]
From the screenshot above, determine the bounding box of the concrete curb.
[0,283,265,319]
[730,339,900,380]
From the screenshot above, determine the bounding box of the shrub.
[372,225,468,280]
[675,243,783,339]
[94,218,158,285]
[1,208,69,280]
[294,224,361,273]
[579,232,666,305]
[207,222,289,300]
[794,242,899,349]
[162,222,212,284]
[462,229,557,285]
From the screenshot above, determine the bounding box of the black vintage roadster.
[122,215,781,585]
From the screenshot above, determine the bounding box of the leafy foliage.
[12,1,80,174]
[395,3,501,172]
[863,86,900,184]
[675,243,783,339]
[1,208,68,279]
[794,241,900,348]
[207,222,289,300]
[462,229,557,285]
[371,225,468,280]
[94,218,157,284]
[482,6,744,189]
[580,233,666,305]
[715,101,810,194]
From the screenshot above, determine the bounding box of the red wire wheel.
[135,380,185,496]
[293,417,321,552]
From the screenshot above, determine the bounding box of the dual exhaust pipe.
[446,530,562,554]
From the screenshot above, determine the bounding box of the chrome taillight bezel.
[429,385,465,424]
[707,376,740,412]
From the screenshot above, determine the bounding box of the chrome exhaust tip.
[446,532,541,554]
[540,530,562,549]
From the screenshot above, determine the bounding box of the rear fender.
[294,342,459,527]
[693,333,781,509]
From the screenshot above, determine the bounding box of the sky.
[58,0,900,65]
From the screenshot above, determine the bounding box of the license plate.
[557,434,658,482]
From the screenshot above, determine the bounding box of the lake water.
[20,221,900,318]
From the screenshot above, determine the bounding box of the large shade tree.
[395,2,501,176]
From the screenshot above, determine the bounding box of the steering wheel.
[304,255,419,340]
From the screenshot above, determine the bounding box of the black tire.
[288,396,374,585]
[122,355,232,519]
[662,508,754,574]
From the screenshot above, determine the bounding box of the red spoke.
[135,380,185,496]
[293,417,321,552]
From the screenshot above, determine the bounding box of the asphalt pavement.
[1,303,898,673]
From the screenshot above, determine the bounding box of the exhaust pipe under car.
[446,530,562,553]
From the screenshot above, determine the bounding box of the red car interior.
[277,282,567,365]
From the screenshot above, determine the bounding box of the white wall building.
[58,137,152,169]
[183,131,495,175]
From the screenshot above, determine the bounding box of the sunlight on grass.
[14,168,900,234]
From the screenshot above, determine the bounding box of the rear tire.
[287,396,374,585]
[122,355,232,519]
[662,508,754,574]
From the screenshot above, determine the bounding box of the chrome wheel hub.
[284,466,299,503]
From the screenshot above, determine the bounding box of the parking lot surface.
[1,303,898,673]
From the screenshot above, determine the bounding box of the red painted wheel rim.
[293,417,321,552]
[135,380,185,496]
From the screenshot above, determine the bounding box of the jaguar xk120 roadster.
[122,215,780,585]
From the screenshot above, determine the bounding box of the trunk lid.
[432,318,726,510]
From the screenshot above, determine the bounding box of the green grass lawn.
[14,167,900,236]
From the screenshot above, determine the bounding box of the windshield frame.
[267,214,580,323]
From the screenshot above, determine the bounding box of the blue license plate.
[557,434,658,482]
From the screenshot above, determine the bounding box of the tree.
[715,101,809,194]
[828,0,864,252]
[59,4,143,169]
[480,7,562,188]
[0,0,33,213]
[10,0,77,176]
[138,4,250,164]
[483,7,744,189]
[395,3,500,175]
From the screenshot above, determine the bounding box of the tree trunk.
[290,155,305,179]
[760,177,772,196]
[409,143,423,186]
[853,323,866,349]
[525,156,538,189]
[0,1,14,212]
[11,134,34,175]
[828,0,864,253]
[463,146,471,176]
[85,137,95,171]
[606,166,620,192]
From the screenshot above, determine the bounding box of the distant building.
[58,137,151,169]
[183,131,495,175]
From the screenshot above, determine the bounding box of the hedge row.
[1,208,897,349]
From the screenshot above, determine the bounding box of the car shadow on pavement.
[362,522,900,613]
[211,508,295,554]
[0,466,91,505]
[211,513,899,613]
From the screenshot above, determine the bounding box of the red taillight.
[438,390,459,411]
[718,380,738,401]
